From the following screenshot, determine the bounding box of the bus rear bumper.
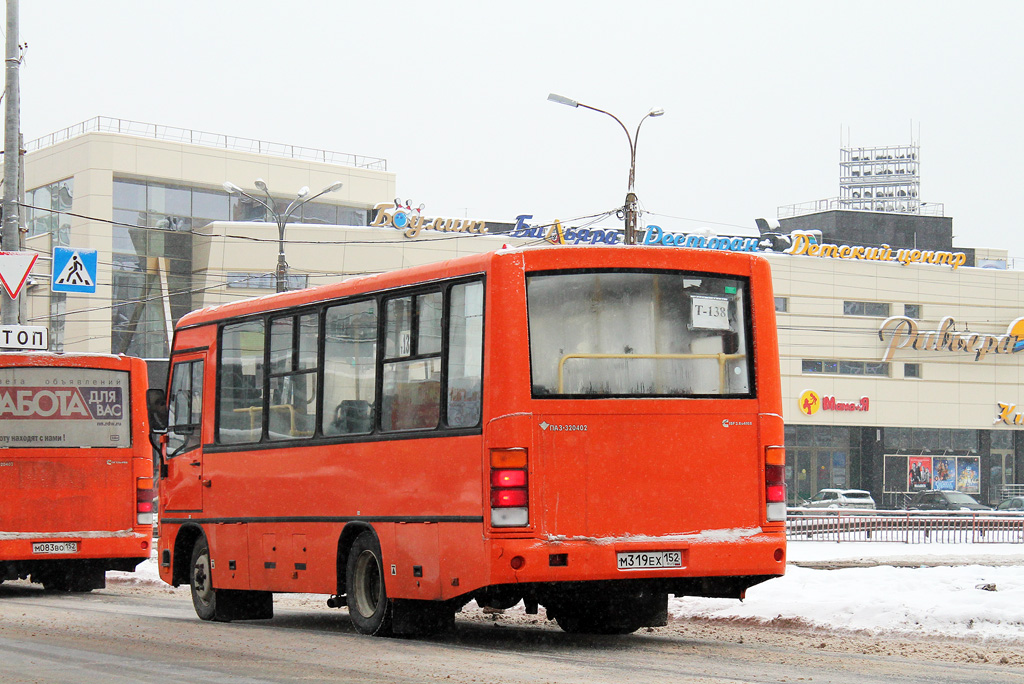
[0,530,152,564]
[484,530,786,598]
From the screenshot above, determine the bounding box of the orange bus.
[0,353,154,591]
[150,245,786,634]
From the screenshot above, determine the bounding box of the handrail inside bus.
[235,404,314,437]
[556,352,746,394]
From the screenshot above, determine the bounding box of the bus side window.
[323,300,378,436]
[446,281,483,428]
[167,360,203,456]
[382,292,442,431]
[218,320,266,444]
[267,313,319,440]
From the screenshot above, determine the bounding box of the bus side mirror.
[147,389,168,431]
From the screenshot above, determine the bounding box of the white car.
[803,488,877,510]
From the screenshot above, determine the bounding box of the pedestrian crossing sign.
[51,247,98,293]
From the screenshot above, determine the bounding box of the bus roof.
[175,245,771,331]
[0,352,143,370]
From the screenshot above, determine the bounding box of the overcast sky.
[17,1,1024,257]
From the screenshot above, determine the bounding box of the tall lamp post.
[547,93,664,245]
[223,179,343,292]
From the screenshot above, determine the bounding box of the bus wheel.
[189,538,219,621]
[346,531,393,636]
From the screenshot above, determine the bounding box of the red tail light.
[137,478,155,526]
[490,449,528,527]
[765,464,786,503]
[491,469,527,487]
[491,488,528,507]
[765,460,787,522]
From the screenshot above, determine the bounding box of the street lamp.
[222,179,343,292]
[547,93,664,245]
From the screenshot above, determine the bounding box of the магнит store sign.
[798,390,869,416]
[878,316,1024,362]
[372,202,488,239]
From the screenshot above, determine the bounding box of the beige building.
[764,246,1023,507]
[20,117,395,357]
[18,118,525,361]
[9,118,1022,508]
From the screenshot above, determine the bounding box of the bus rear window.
[527,271,753,398]
[0,367,131,447]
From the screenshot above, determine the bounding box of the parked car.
[995,496,1024,512]
[803,488,877,510]
[906,490,992,511]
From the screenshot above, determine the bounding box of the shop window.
[904,363,921,378]
[803,359,887,376]
[843,301,890,317]
[775,297,788,313]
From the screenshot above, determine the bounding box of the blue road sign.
[51,247,98,293]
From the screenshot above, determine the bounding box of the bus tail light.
[765,446,787,521]
[490,449,528,527]
[137,477,155,526]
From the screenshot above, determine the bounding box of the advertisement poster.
[908,456,933,491]
[933,457,956,491]
[956,457,980,494]
[0,367,130,448]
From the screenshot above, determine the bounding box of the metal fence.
[786,509,1024,544]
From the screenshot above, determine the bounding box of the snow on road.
[110,541,1024,642]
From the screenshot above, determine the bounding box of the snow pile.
[668,564,1024,641]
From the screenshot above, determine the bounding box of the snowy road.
[1,542,1023,683]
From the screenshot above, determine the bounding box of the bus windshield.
[527,270,752,398]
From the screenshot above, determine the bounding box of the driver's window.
[167,360,203,455]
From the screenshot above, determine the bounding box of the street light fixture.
[222,179,343,292]
[547,93,664,245]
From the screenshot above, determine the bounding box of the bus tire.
[189,538,220,621]
[346,531,393,636]
[189,537,274,622]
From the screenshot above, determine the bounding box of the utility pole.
[2,0,21,324]
[547,94,664,245]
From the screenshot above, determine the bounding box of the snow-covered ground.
[668,541,1024,642]
[110,541,1024,642]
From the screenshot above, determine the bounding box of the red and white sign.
[798,390,870,416]
[0,251,38,298]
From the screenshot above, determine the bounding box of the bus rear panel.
[0,353,154,591]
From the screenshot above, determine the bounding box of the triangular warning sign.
[54,250,95,288]
[0,251,38,299]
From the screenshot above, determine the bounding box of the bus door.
[161,356,206,513]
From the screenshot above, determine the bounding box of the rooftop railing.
[24,116,388,171]
[777,197,944,218]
